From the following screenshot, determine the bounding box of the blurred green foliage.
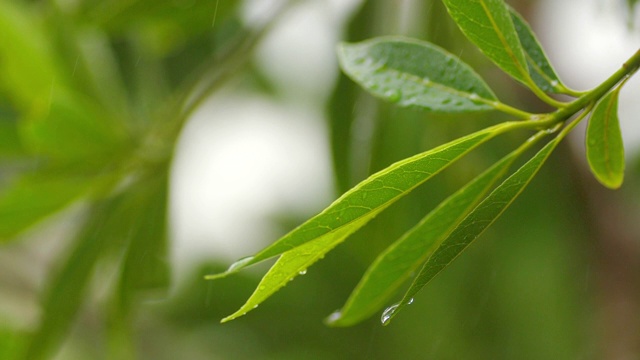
[0,0,638,359]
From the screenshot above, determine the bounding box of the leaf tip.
[323,310,344,327]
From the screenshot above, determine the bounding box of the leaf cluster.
[212,0,639,326]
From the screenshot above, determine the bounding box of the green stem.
[554,49,640,121]
[491,100,534,118]
[526,76,568,108]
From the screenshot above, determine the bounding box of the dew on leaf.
[326,310,342,324]
[228,256,254,272]
[298,269,307,275]
[381,303,399,325]
[381,298,414,325]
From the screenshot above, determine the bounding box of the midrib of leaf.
[478,0,529,81]
[602,90,618,178]
[524,53,554,86]
[388,66,494,107]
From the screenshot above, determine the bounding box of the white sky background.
[170,0,640,281]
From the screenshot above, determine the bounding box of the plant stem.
[492,100,534,118]
[554,49,640,121]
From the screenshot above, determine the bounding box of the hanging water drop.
[298,269,307,275]
[228,256,254,272]
[408,298,414,305]
[381,303,399,325]
[326,310,342,324]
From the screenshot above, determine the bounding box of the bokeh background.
[0,0,639,359]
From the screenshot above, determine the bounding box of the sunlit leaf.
[385,122,583,324]
[208,121,532,284]
[0,2,64,110]
[327,132,547,326]
[586,88,625,189]
[508,8,568,94]
[213,122,544,321]
[220,222,360,322]
[442,0,529,86]
[338,37,498,113]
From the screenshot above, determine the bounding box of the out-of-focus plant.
[212,0,639,327]
[0,1,291,359]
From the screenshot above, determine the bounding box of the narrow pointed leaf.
[508,7,568,94]
[328,133,545,326]
[221,221,364,322]
[338,37,498,113]
[208,122,527,281]
[387,125,580,324]
[23,200,122,360]
[586,88,625,189]
[442,0,529,86]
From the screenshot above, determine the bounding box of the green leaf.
[0,2,63,109]
[21,90,130,166]
[338,37,499,113]
[442,0,529,86]
[508,7,568,94]
[0,172,93,242]
[384,124,581,325]
[215,122,542,322]
[208,122,529,283]
[327,133,546,326]
[22,201,121,360]
[220,223,359,322]
[586,88,625,189]
[116,170,171,315]
[22,170,170,360]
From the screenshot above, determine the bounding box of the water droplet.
[550,80,559,87]
[326,310,342,324]
[298,269,307,275]
[253,304,259,309]
[381,303,399,325]
[228,256,254,272]
[408,298,414,305]
[385,89,401,102]
[469,93,479,101]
